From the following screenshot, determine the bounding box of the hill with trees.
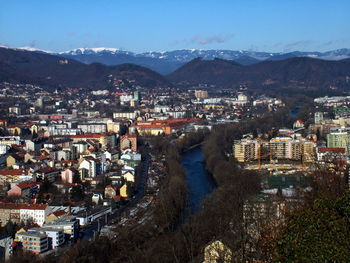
[168,57,350,90]
[0,47,171,91]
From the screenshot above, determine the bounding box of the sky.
[0,0,349,53]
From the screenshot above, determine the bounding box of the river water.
[181,147,216,214]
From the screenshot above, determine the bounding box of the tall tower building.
[314,112,324,124]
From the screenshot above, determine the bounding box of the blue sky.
[0,0,349,53]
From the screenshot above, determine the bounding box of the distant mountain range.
[8,46,350,75]
[0,47,171,90]
[0,47,349,92]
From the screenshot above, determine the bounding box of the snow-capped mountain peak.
[16,46,54,53]
[58,47,132,55]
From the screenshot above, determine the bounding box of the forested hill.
[0,47,171,91]
[168,57,350,90]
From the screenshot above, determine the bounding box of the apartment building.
[0,203,49,226]
[233,137,315,162]
[269,137,292,159]
[113,112,137,119]
[233,139,258,162]
[43,216,79,240]
[28,228,64,249]
[77,123,107,134]
[15,232,48,254]
[194,90,208,100]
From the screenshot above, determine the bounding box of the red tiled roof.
[70,133,109,139]
[37,155,50,160]
[52,210,67,217]
[131,124,168,129]
[0,202,47,210]
[317,147,345,153]
[36,167,58,173]
[0,169,29,176]
[15,182,38,190]
[121,134,137,138]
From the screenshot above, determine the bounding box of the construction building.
[233,137,315,163]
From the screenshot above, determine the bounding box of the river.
[181,147,216,214]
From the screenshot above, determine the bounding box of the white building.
[19,204,50,226]
[0,144,10,155]
[73,141,88,152]
[314,112,324,124]
[28,228,65,249]
[120,94,134,102]
[113,112,137,119]
[44,216,79,240]
[79,157,98,178]
[77,123,107,134]
[237,93,248,105]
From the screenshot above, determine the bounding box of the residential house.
[61,168,79,184]
[25,138,47,152]
[8,181,39,198]
[6,125,22,136]
[6,153,24,168]
[120,183,129,198]
[122,171,135,183]
[120,134,137,152]
[35,167,60,183]
[79,157,101,179]
[56,149,71,161]
[104,185,119,199]
[103,150,118,162]
[72,141,88,158]
[0,169,30,186]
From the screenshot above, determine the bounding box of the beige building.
[233,139,258,162]
[194,90,208,100]
[0,204,21,225]
[234,137,315,163]
[106,120,120,133]
[269,137,292,159]
[120,184,128,198]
